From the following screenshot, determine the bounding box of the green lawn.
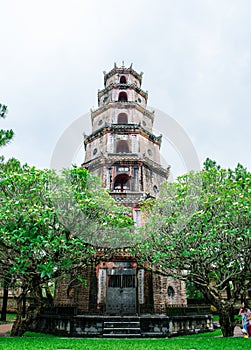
[0,330,250,350]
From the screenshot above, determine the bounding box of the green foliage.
[0,159,133,335]
[0,104,14,148]
[186,280,204,300]
[203,157,221,170]
[0,160,133,286]
[136,159,251,337]
[50,165,133,247]
[0,162,72,285]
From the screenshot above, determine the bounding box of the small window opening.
[167,286,175,297]
[117,113,128,124]
[120,76,127,84]
[116,140,129,153]
[118,91,128,102]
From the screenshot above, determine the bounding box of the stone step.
[103,333,142,338]
[103,316,140,322]
[102,316,141,338]
[141,332,165,337]
[104,327,140,333]
[104,321,140,328]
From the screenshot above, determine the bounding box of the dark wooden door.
[106,268,137,314]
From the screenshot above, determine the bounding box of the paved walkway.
[234,326,245,337]
[0,323,13,337]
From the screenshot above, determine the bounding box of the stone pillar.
[138,269,144,304]
[133,166,139,192]
[106,168,111,190]
[97,269,106,305]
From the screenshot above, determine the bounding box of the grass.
[0,330,251,350]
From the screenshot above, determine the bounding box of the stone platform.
[34,313,213,338]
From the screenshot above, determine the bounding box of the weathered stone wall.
[85,131,161,165]
[142,164,168,196]
[54,267,95,313]
[152,274,187,314]
[54,276,72,306]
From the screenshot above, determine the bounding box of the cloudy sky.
[1,0,251,177]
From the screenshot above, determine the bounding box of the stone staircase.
[103,316,141,337]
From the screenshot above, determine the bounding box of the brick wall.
[54,267,94,313]
[152,274,187,314]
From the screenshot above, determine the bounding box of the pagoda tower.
[82,62,169,225]
[54,63,187,319]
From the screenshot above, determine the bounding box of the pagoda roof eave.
[98,83,148,100]
[104,66,143,85]
[84,124,162,146]
[82,154,170,178]
[91,102,154,121]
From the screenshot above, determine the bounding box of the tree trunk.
[11,292,27,336]
[197,285,237,337]
[217,284,237,337]
[22,294,26,318]
[11,283,45,337]
[0,280,8,322]
[219,310,235,337]
[11,315,29,337]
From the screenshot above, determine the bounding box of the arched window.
[153,185,159,193]
[117,113,128,124]
[116,140,129,153]
[167,286,175,298]
[118,91,128,102]
[120,76,127,84]
[113,174,130,192]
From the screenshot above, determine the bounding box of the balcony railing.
[110,191,144,204]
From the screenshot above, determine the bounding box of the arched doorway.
[113,174,130,192]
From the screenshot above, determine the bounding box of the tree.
[136,159,251,337]
[0,160,133,335]
[0,104,14,147]
[0,104,14,321]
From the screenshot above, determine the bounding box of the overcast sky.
[1,0,251,177]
